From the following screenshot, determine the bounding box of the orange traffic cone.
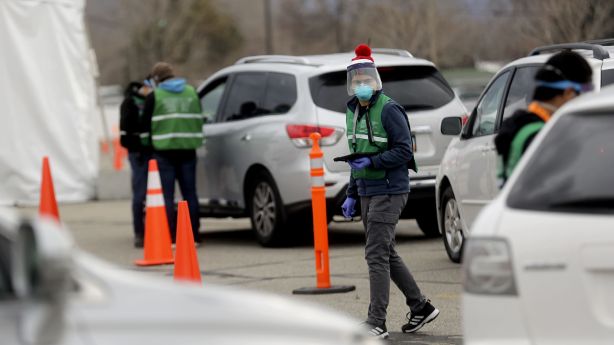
[39,156,60,222]
[134,159,174,266]
[173,201,202,283]
[113,136,127,171]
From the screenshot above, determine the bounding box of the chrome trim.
[410,178,436,188]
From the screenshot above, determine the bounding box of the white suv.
[436,40,614,262]
[196,49,467,246]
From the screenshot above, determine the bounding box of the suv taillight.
[463,237,517,296]
[461,114,469,126]
[286,124,345,147]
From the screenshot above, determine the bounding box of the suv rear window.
[310,66,455,113]
[507,113,614,214]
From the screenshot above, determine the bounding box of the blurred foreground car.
[463,86,614,344]
[437,39,614,262]
[0,210,380,345]
[196,49,467,245]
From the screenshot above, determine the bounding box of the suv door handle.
[241,134,252,141]
[480,145,495,153]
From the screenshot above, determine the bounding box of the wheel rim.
[444,197,463,255]
[252,182,276,238]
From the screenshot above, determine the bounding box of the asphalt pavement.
[18,200,462,345]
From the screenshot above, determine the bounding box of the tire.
[247,172,287,246]
[415,202,440,238]
[440,187,464,263]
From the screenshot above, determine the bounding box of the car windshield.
[507,113,614,214]
[310,65,455,113]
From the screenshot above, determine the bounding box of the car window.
[502,66,540,119]
[471,71,510,137]
[601,69,614,87]
[262,72,297,114]
[309,65,455,113]
[200,77,227,123]
[220,72,267,122]
[507,113,614,214]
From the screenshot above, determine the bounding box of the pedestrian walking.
[142,62,203,243]
[495,51,593,187]
[120,80,152,248]
[341,44,439,339]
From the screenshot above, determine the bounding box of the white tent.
[0,0,100,205]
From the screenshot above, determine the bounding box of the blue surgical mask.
[354,84,374,101]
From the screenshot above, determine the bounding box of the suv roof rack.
[583,38,614,46]
[234,55,314,65]
[529,42,610,60]
[371,48,413,58]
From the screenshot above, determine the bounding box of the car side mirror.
[441,116,462,135]
[13,218,74,345]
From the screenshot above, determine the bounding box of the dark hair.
[151,62,175,82]
[124,81,143,98]
[533,50,592,101]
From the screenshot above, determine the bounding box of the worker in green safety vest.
[340,44,438,339]
[495,51,593,188]
[142,62,203,244]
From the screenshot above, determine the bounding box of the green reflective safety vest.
[346,94,391,180]
[496,121,544,183]
[151,85,203,150]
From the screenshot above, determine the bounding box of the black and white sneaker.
[402,300,440,333]
[362,322,389,339]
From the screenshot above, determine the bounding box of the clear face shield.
[346,66,382,96]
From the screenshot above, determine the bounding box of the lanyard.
[528,102,553,123]
[351,104,375,151]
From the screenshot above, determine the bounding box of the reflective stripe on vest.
[151,85,203,150]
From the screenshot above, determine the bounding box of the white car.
[0,209,380,345]
[436,40,614,262]
[462,85,614,344]
[196,49,467,245]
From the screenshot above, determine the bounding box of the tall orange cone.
[293,133,355,295]
[134,159,174,266]
[173,201,202,283]
[39,156,60,222]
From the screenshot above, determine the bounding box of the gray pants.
[361,194,426,325]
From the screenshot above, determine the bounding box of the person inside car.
[495,51,593,187]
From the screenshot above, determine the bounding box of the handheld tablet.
[333,152,378,162]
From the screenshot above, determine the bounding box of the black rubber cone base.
[292,285,356,295]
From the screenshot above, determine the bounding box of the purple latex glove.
[348,157,371,170]
[341,197,356,218]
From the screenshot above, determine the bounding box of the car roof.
[558,83,614,115]
[225,51,435,75]
[502,44,614,70]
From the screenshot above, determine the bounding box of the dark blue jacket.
[346,91,413,198]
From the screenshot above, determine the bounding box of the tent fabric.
[0,0,99,205]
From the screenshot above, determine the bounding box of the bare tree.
[121,0,243,83]
[354,0,476,67]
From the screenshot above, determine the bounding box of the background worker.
[119,80,152,248]
[142,62,203,243]
[341,44,439,339]
[495,51,593,187]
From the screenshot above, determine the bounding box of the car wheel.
[441,187,464,263]
[415,204,440,238]
[248,173,286,246]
